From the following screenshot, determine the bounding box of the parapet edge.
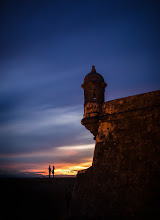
[102,90,160,115]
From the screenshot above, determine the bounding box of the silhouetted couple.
[48,165,54,178]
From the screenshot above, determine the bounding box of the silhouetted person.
[52,165,55,178]
[48,165,51,178]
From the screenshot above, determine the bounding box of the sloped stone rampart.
[70,90,160,219]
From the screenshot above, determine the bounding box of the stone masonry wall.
[70,90,160,219]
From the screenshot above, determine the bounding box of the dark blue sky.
[0,0,160,177]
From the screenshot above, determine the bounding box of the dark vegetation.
[0,178,75,220]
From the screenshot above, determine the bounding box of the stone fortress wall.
[70,67,160,219]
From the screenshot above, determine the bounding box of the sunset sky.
[0,0,160,177]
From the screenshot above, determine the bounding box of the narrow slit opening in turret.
[93,93,96,100]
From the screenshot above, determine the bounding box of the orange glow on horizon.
[20,158,93,177]
[0,144,95,177]
[55,161,92,176]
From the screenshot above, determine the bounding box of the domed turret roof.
[84,66,104,83]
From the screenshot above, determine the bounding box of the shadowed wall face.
[92,91,160,216]
[71,90,160,219]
